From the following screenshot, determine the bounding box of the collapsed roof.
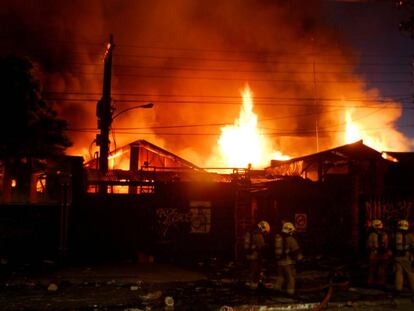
[265,140,391,181]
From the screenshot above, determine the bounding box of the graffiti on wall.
[156,208,191,241]
[156,203,212,242]
[365,197,413,226]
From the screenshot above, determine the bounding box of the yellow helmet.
[372,219,383,230]
[282,222,295,234]
[398,219,409,231]
[257,221,270,233]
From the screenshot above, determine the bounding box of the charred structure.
[1,139,413,265]
[0,2,413,264]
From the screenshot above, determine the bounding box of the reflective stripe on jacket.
[367,231,389,255]
[395,231,414,258]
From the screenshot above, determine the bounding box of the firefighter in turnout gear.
[273,222,303,295]
[366,219,390,288]
[393,219,414,293]
[243,220,270,289]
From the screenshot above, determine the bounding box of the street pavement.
[1,256,414,310]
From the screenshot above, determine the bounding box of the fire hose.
[222,258,353,309]
[310,267,350,311]
[261,263,350,310]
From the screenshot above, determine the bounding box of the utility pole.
[311,37,319,153]
[96,34,114,193]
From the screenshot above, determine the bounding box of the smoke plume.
[0,0,411,167]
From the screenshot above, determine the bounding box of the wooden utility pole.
[96,35,114,192]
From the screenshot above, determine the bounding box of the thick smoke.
[0,0,106,159]
[0,0,410,166]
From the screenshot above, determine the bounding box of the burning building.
[1,1,411,164]
[1,0,414,263]
[263,140,414,254]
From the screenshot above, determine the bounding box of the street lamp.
[97,102,153,177]
[112,103,154,121]
[96,34,154,193]
[109,102,154,194]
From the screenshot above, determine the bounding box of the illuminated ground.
[1,258,413,310]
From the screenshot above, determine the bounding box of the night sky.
[323,0,414,139]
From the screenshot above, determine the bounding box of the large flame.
[345,109,372,146]
[216,85,289,168]
[344,108,409,152]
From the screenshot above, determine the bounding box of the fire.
[344,108,409,152]
[345,109,387,151]
[108,149,129,170]
[217,85,289,168]
[345,110,366,145]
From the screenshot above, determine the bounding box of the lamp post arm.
[112,103,154,121]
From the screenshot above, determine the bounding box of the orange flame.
[345,109,370,145]
[344,108,409,152]
[108,149,130,170]
[215,85,289,168]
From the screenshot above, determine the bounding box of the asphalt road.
[1,257,414,310]
[1,279,413,310]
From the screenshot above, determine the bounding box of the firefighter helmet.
[398,219,409,231]
[257,221,270,233]
[282,222,295,234]
[372,219,383,230]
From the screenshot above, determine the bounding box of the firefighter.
[366,219,390,288]
[393,219,414,293]
[273,222,303,295]
[243,220,270,289]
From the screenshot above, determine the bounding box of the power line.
[45,90,413,99]
[65,123,414,137]
[115,43,414,59]
[5,36,413,59]
[44,88,414,103]
[45,97,414,109]
[65,106,407,134]
[64,62,414,75]
[111,53,414,66]
[45,70,414,83]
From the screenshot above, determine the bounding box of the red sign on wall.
[295,213,307,232]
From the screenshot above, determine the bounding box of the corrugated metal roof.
[84,139,202,171]
[268,140,383,169]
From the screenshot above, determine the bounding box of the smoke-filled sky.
[1,0,413,167]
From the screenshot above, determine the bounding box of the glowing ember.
[217,85,289,168]
[270,151,291,161]
[381,152,398,163]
